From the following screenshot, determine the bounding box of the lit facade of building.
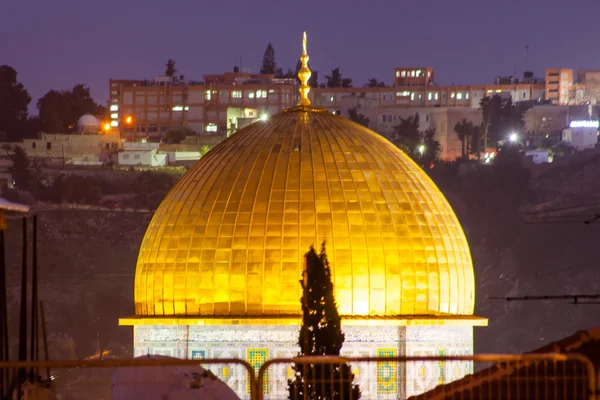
[545,68,573,105]
[108,68,545,156]
[120,36,487,399]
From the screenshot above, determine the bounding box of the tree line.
[0,65,105,141]
[259,43,384,88]
[347,94,529,167]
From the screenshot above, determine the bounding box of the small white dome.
[77,114,99,133]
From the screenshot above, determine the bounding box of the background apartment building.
[107,67,548,160]
[545,68,573,104]
[109,72,295,142]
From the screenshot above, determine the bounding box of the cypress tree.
[260,43,276,75]
[288,244,361,400]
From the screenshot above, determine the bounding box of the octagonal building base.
[121,317,487,400]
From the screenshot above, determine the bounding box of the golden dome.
[134,107,475,318]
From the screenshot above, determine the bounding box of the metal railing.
[257,354,596,400]
[0,354,594,400]
[0,358,256,400]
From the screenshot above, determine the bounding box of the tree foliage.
[288,245,360,400]
[165,59,177,77]
[454,118,483,160]
[37,84,106,133]
[0,66,31,141]
[166,126,195,144]
[260,43,277,75]
[366,78,385,87]
[325,68,352,88]
[347,107,370,128]
[480,95,526,150]
[391,113,441,169]
[7,145,32,190]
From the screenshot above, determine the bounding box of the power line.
[489,294,600,305]
[535,255,600,278]
[525,202,600,216]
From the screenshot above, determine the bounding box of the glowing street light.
[125,116,133,124]
[418,144,425,155]
[509,133,518,142]
[103,123,111,132]
[259,113,269,122]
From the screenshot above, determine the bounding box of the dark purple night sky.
[2,0,598,114]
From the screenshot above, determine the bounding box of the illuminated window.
[435,92,439,100]
[330,96,334,102]
[428,93,432,101]
[427,71,431,77]
[206,123,218,132]
[248,92,255,99]
[396,71,400,77]
[110,121,118,127]
[451,93,455,99]
[205,90,212,100]
[457,93,463,100]
[256,90,267,98]
[466,93,470,99]
[110,105,119,111]
[111,113,119,119]
[401,70,406,77]
[268,89,275,93]
[410,93,415,100]
[416,69,422,76]
[411,70,415,77]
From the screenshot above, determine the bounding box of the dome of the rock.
[134,106,475,318]
[124,33,484,400]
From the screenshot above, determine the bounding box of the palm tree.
[454,119,475,160]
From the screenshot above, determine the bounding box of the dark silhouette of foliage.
[391,113,441,169]
[37,84,105,133]
[165,59,177,77]
[288,244,360,400]
[421,127,441,168]
[166,126,195,144]
[366,78,385,87]
[0,65,31,141]
[347,107,370,128]
[454,118,478,160]
[325,68,352,88]
[260,43,277,75]
[7,145,32,190]
[480,95,526,151]
[391,113,421,154]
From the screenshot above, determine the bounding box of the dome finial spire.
[297,31,312,107]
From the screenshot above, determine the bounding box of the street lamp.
[103,123,111,132]
[125,116,133,125]
[418,144,425,155]
[509,133,518,142]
